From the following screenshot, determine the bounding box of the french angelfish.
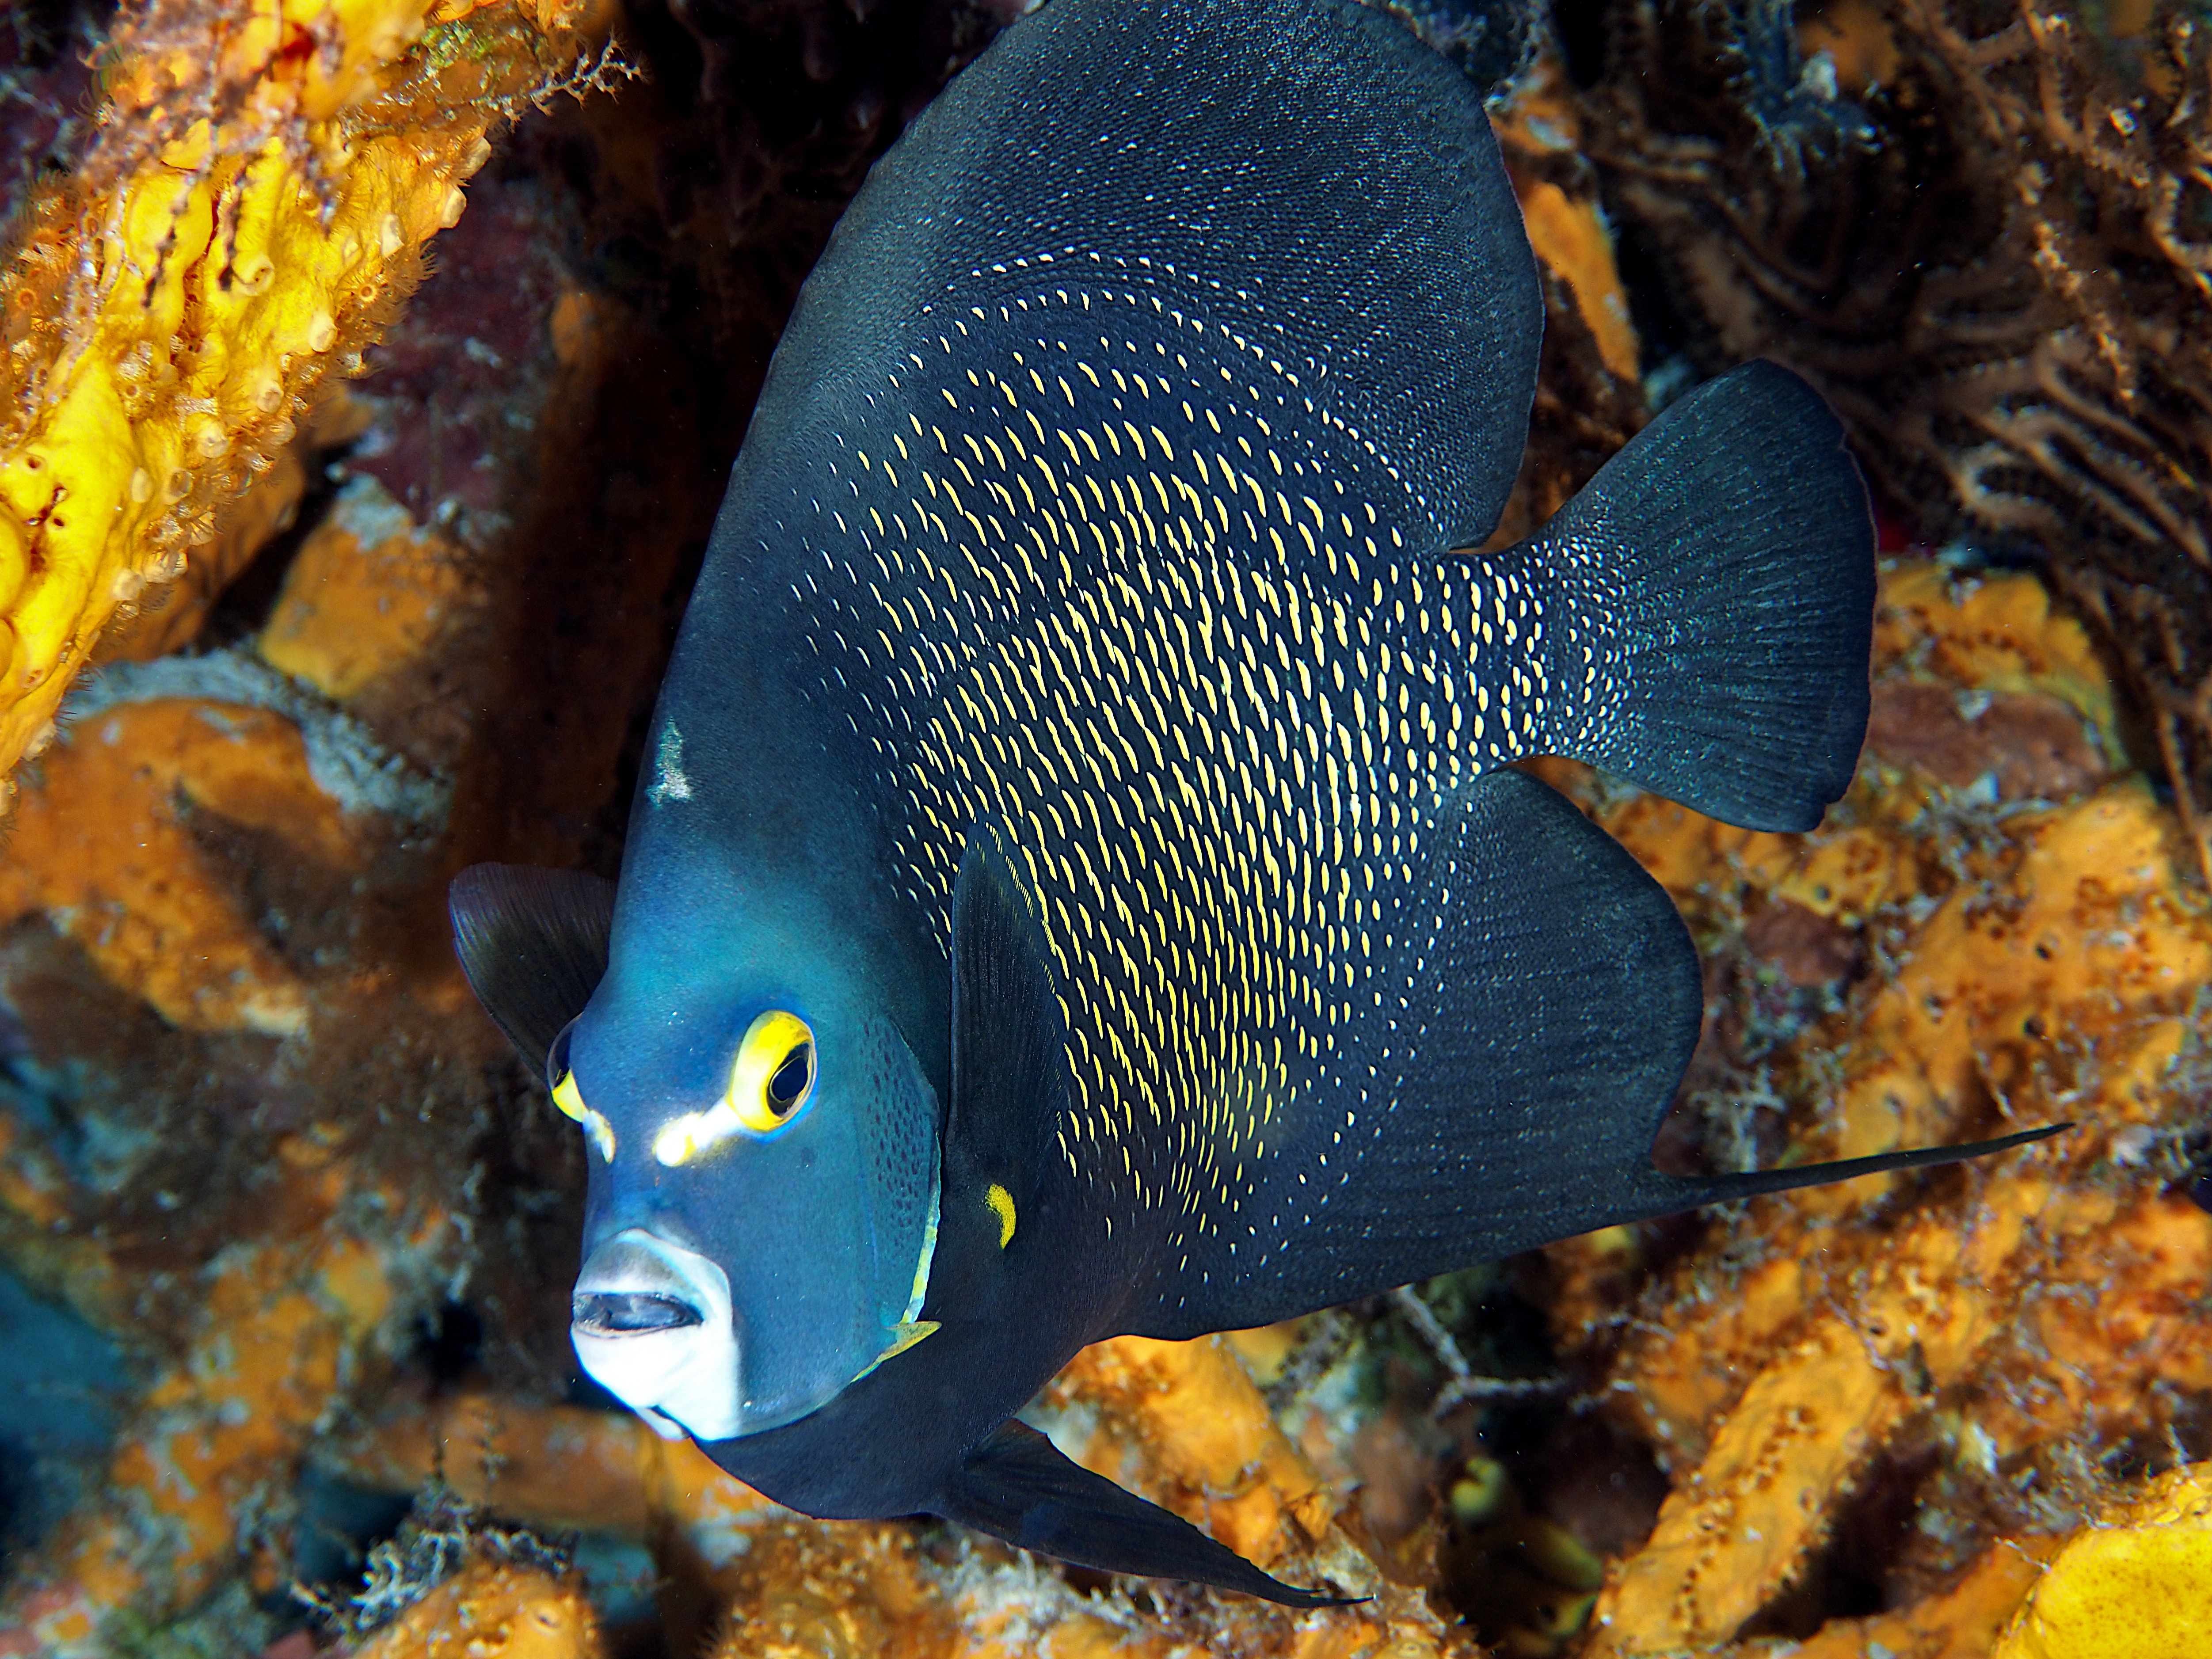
[451,0,2062,1604]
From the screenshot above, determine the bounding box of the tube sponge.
[0,0,604,796]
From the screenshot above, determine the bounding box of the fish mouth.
[572,1289,704,1335]
[571,1228,740,1441]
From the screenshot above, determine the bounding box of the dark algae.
[454,0,2061,1602]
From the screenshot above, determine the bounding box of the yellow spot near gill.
[552,1069,586,1121]
[986,1183,1018,1247]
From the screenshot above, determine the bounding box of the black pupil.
[768,1044,812,1111]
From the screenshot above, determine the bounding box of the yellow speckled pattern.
[763,269,1614,1314]
[0,0,598,793]
[1992,1464,2212,1659]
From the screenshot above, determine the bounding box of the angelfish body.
[453,0,2060,1602]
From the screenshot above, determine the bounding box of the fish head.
[552,938,942,1442]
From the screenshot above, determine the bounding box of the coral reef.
[1575,0,2212,873]
[1990,1462,2212,1659]
[1486,57,1650,547]
[0,4,108,250]
[1533,559,2212,1657]
[1,2,2209,1657]
[320,1338,1473,1659]
[345,1559,599,1659]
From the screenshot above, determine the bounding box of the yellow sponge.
[1993,1464,2212,1659]
[0,0,601,795]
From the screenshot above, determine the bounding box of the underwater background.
[0,0,2207,1654]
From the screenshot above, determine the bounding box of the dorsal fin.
[733,0,1542,556]
[449,864,616,1082]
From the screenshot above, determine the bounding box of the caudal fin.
[1508,360,1874,833]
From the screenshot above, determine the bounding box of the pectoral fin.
[449,864,616,1082]
[935,1419,1355,1608]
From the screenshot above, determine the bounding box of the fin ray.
[931,824,1128,1341]
[1621,1123,2072,1215]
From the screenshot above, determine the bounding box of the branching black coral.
[1584,0,2212,873]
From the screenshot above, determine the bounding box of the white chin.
[571,1228,742,1441]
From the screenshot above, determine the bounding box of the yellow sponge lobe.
[1993,1464,2212,1659]
[0,0,603,794]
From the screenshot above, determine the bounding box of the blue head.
[553,857,942,1440]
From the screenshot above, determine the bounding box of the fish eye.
[728,1009,817,1133]
[653,1009,818,1165]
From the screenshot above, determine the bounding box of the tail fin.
[1507,360,1874,832]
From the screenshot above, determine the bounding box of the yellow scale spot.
[986,1183,1019,1247]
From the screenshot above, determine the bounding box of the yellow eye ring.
[728,1009,817,1132]
[651,1009,817,1165]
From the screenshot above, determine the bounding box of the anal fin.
[936,1419,1355,1608]
[1120,770,2065,1340]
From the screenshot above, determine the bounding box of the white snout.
[571,1228,741,1441]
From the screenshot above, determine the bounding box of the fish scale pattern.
[755,258,1617,1294]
